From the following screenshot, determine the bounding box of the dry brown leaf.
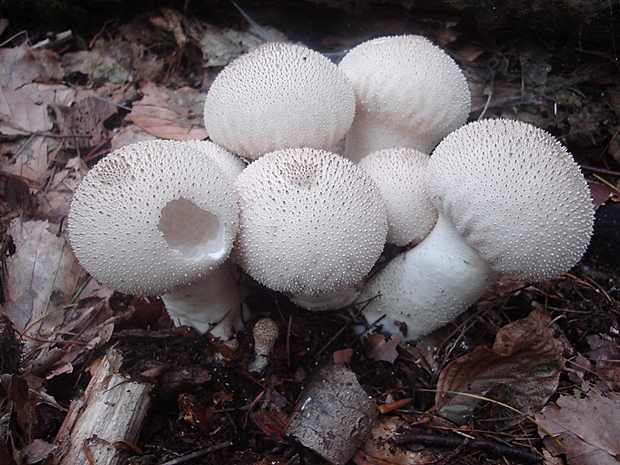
[198,24,263,67]
[586,334,620,391]
[148,7,187,49]
[4,219,84,339]
[127,81,207,140]
[588,181,620,210]
[333,347,353,365]
[49,95,116,149]
[435,309,563,425]
[0,44,62,90]
[37,156,87,223]
[0,83,75,183]
[536,390,620,465]
[364,333,400,364]
[61,45,132,84]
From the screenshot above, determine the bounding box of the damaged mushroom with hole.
[68,139,246,339]
[357,119,594,341]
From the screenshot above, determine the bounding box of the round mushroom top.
[203,42,356,159]
[234,148,388,296]
[426,118,594,281]
[359,148,438,246]
[68,140,240,296]
[338,35,471,158]
[182,140,246,181]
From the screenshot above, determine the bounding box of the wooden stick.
[54,348,152,465]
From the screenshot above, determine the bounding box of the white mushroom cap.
[182,140,246,181]
[338,35,471,162]
[426,118,594,281]
[358,148,438,246]
[234,147,387,299]
[68,140,239,296]
[356,118,594,341]
[203,42,355,159]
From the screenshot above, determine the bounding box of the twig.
[580,164,620,177]
[159,441,233,465]
[392,433,542,463]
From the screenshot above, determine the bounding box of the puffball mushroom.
[358,148,438,246]
[183,139,247,180]
[357,119,594,340]
[248,318,279,373]
[234,147,388,310]
[68,139,244,338]
[203,42,356,159]
[338,35,471,162]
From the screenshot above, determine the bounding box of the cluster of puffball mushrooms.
[68,35,595,346]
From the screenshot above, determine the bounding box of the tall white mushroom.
[338,35,471,163]
[68,139,245,339]
[357,119,594,340]
[234,147,388,310]
[203,42,356,159]
[358,148,438,246]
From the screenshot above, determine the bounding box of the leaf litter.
[0,3,619,465]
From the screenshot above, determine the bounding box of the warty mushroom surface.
[357,118,594,341]
[203,42,355,159]
[68,139,245,339]
[233,147,388,310]
[338,34,471,162]
[358,147,438,246]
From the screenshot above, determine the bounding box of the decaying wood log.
[285,362,378,465]
[52,348,152,465]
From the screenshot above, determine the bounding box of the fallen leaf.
[435,309,564,426]
[178,392,212,435]
[588,181,619,210]
[586,334,620,391]
[127,81,207,140]
[0,83,75,183]
[197,23,265,68]
[333,347,353,365]
[0,44,61,90]
[536,390,620,465]
[49,95,116,149]
[364,333,400,364]
[61,41,134,84]
[250,401,288,441]
[37,156,87,223]
[4,219,84,338]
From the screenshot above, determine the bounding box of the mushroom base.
[162,261,248,339]
[356,214,501,341]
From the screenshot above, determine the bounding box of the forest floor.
[0,1,619,464]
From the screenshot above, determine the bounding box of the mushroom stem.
[357,214,502,340]
[162,260,248,340]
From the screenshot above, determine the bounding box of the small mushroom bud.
[248,318,279,373]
